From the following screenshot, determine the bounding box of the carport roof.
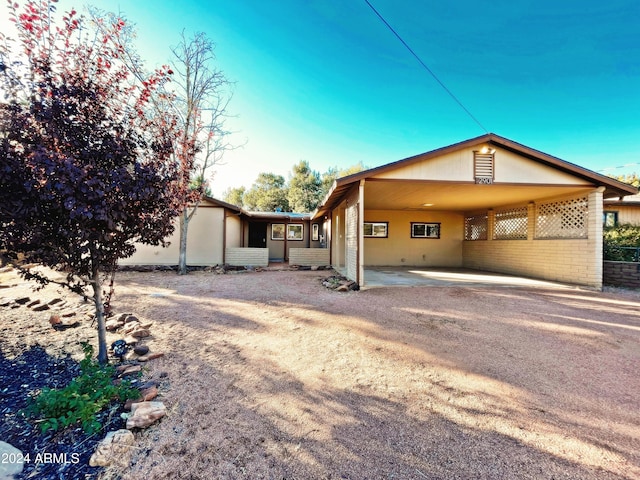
[312,133,638,219]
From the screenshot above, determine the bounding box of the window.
[312,223,319,241]
[363,222,388,238]
[411,222,440,239]
[603,211,618,228]
[287,224,304,240]
[271,224,285,240]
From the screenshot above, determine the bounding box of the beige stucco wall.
[363,210,464,267]
[122,206,236,266]
[462,190,603,288]
[226,214,242,249]
[606,204,640,225]
[373,146,587,185]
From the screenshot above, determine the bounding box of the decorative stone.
[26,299,41,308]
[0,441,24,478]
[124,397,142,410]
[53,319,79,330]
[130,328,151,338]
[15,297,30,305]
[123,351,138,361]
[49,314,61,326]
[47,298,64,305]
[105,319,122,331]
[139,385,158,401]
[146,352,165,361]
[124,315,139,323]
[120,322,141,335]
[119,365,142,376]
[133,345,149,356]
[123,335,139,345]
[60,311,76,318]
[89,429,135,467]
[126,401,166,429]
[32,303,50,311]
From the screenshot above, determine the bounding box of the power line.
[363,0,489,134]
[597,162,640,172]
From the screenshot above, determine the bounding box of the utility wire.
[597,162,640,172]
[364,0,489,134]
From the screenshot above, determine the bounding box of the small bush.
[23,343,139,434]
[604,223,640,261]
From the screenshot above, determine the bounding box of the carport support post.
[527,202,535,240]
[487,209,494,241]
[358,179,365,287]
[589,187,605,289]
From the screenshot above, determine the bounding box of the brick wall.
[289,248,330,266]
[462,190,603,289]
[463,238,601,287]
[603,261,640,288]
[225,247,269,267]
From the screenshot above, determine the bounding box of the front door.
[248,222,267,248]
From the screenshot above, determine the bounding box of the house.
[603,194,640,226]
[121,197,327,267]
[123,133,637,289]
[311,133,637,289]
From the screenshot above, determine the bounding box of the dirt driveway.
[3,268,640,479]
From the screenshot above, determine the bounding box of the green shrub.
[604,223,640,261]
[23,343,139,434]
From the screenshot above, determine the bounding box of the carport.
[312,134,637,289]
[363,267,579,289]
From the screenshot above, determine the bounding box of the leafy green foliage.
[287,160,322,213]
[603,223,640,261]
[226,161,367,213]
[243,173,290,212]
[23,344,139,434]
[608,173,640,188]
[221,186,246,207]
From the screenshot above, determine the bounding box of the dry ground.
[1,268,640,479]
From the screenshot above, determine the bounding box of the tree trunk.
[178,207,189,275]
[91,265,108,364]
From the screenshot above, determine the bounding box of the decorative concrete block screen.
[464,214,488,240]
[493,207,528,240]
[225,247,269,267]
[289,248,330,266]
[535,197,588,239]
[346,203,359,281]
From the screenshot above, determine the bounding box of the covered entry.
[312,134,637,289]
[248,222,267,248]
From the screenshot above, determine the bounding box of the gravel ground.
[1,267,639,479]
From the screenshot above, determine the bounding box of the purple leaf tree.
[0,0,185,363]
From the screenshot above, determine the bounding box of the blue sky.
[3,0,639,194]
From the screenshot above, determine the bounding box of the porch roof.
[312,133,638,219]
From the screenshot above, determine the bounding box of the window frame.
[363,221,389,238]
[603,211,619,228]
[271,223,285,240]
[312,223,319,241]
[287,224,304,241]
[410,222,441,239]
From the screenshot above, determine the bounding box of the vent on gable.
[474,150,494,184]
